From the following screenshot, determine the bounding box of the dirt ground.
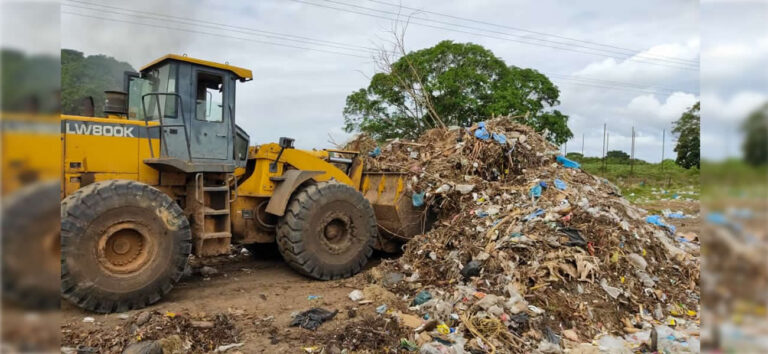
[60,246,399,353]
[61,199,702,353]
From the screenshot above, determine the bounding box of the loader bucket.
[361,172,425,244]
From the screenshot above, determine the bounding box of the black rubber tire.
[2,181,61,310]
[61,180,192,313]
[276,182,376,280]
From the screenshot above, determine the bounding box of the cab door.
[189,70,230,160]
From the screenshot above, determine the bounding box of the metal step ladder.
[188,173,237,256]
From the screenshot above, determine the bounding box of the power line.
[546,74,683,94]
[62,3,693,95]
[364,0,698,65]
[550,78,679,95]
[290,0,698,70]
[63,0,380,54]
[61,11,373,59]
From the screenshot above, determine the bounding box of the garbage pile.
[347,117,701,352]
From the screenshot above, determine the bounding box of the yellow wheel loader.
[60,55,424,313]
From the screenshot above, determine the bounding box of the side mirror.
[279,137,295,149]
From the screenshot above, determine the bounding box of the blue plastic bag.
[492,133,506,144]
[646,215,676,234]
[666,212,685,219]
[412,192,425,207]
[474,122,490,141]
[411,290,432,306]
[554,178,567,190]
[530,184,542,198]
[707,212,727,225]
[523,208,545,221]
[368,146,381,157]
[556,155,581,169]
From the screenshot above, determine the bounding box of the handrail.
[141,93,192,161]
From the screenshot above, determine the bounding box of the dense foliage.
[672,101,700,169]
[62,49,135,117]
[343,41,572,144]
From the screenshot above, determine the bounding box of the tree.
[606,150,630,162]
[61,49,135,117]
[741,103,768,166]
[343,40,572,144]
[672,102,700,169]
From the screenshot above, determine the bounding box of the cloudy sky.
[54,0,763,161]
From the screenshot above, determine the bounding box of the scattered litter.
[559,227,587,247]
[460,260,481,280]
[289,308,338,330]
[554,178,567,190]
[474,122,490,140]
[368,146,381,157]
[645,215,676,234]
[455,184,475,194]
[556,155,581,168]
[307,295,321,301]
[375,304,388,314]
[600,279,623,299]
[411,290,432,306]
[348,290,364,302]
[199,266,218,277]
[412,192,425,207]
[523,208,545,221]
[214,342,244,352]
[530,184,542,198]
[82,317,94,323]
[492,132,506,144]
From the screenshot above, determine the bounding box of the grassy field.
[701,159,768,204]
[575,158,700,203]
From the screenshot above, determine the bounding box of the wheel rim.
[97,223,153,275]
[318,212,354,254]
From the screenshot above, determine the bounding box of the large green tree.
[61,49,135,117]
[741,103,768,166]
[343,41,572,144]
[672,101,700,169]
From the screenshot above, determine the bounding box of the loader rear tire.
[2,181,61,310]
[61,180,192,313]
[276,182,376,280]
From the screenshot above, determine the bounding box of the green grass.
[701,159,768,202]
[577,159,700,203]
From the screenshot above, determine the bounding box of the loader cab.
[126,54,251,173]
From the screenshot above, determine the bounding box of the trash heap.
[346,117,701,353]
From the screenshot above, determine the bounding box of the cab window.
[195,72,223,122]
[128,62,178,121]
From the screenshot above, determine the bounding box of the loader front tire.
[61,180,192,313]
[276,182,376,280]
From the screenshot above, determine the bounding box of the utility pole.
[661,129,666,172]
[630,126,636,174]
[602,124,607,172]
[606,132,610,172]
[581,133,585,156]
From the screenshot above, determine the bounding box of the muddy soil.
[60,246,395,353]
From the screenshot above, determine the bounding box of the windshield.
[127,62,178,121]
